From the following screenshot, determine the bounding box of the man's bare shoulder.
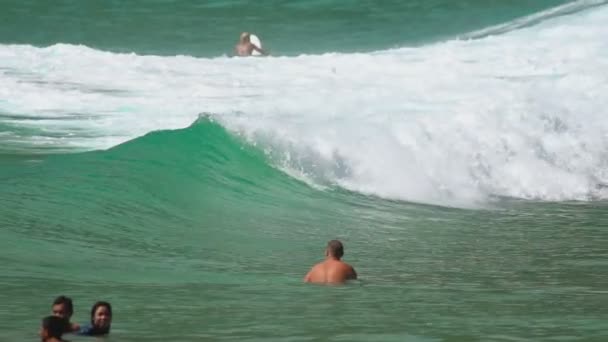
[336,261,357,279]
[304,261,325,282]
[329,260,352,268]
[310,261,326,271]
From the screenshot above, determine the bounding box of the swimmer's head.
[90,301,112,332]
[326,240,344,259]
[240,32,251,43]
[40,316,65,341]
[51,296,73,319]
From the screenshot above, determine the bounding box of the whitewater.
[1,1,607,207]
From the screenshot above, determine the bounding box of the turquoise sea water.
[1,1,608,341]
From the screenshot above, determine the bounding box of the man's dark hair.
[42,316,65,338]
[52,295,73,316]
[327,240,344,258]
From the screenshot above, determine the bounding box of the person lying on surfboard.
[235,32,267,56]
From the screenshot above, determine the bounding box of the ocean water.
[1,0,607,341]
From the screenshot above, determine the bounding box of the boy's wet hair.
[42,315,65,338]
[52,295,74,315]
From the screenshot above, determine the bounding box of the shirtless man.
[304,240,357,284]
[235,32,266,56]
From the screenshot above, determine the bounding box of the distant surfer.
[235,32,266,56]
[304,240,357,284]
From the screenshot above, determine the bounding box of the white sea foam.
[1,2,607,206]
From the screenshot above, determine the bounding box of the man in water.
[304,240,357,284]
[51,295,79,332]
[235,32,266,56]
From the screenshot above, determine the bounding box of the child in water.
[77,301,112,336]
[50,296,79,332]
[40,316,67,342]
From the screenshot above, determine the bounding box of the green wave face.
[2,118,607,341]
[0,118,382,282]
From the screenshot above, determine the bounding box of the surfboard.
[250,34,262,56]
